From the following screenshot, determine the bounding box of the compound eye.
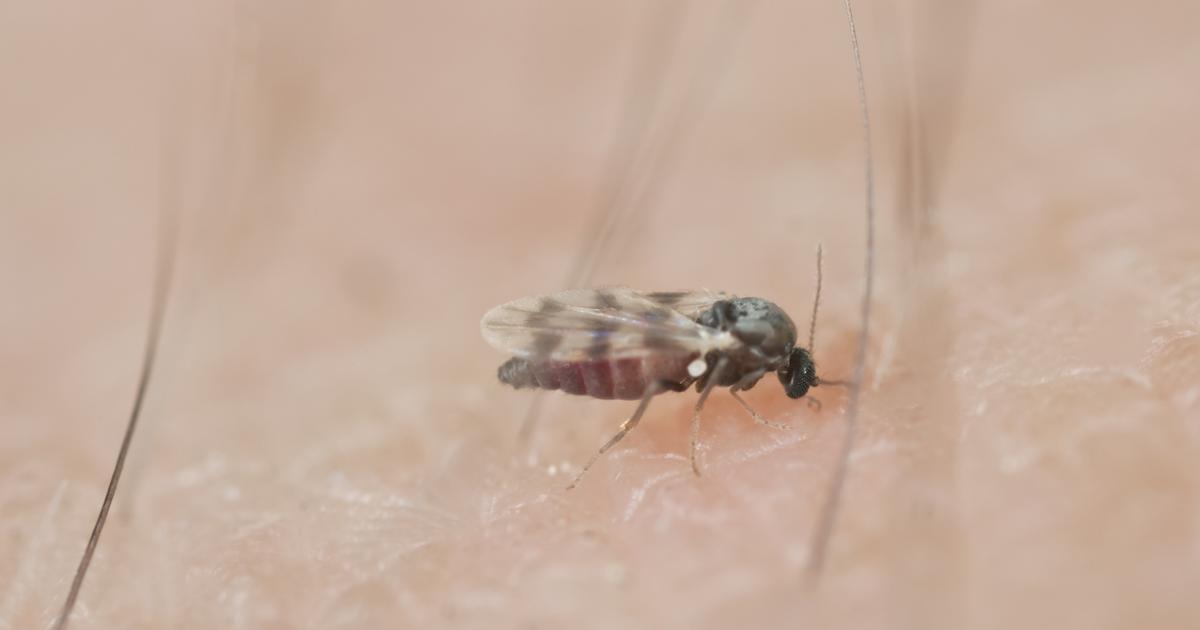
[785,373,810,399]
[779,347,816,399]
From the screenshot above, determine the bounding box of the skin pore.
[2,1,1198,629]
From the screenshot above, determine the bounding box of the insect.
[482,255,829,488]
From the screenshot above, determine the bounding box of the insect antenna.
[807,244,849,390]
[52,171,179,630]
[807,244,823,353]
[805,0,876,582]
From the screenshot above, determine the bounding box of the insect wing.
[481,288,731,361]
[642,289,731,320]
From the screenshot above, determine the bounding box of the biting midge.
[482,256,830,488]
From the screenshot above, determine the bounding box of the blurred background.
[2,1,1198,629]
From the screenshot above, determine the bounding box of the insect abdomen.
[498,356,692,400]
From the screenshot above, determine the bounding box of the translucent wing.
[481,288,735,361]
[642,289,731,319]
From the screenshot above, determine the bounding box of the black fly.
[483,252,828,488]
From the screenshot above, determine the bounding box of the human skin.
[2,1,1198,629]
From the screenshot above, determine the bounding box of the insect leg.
[566,380,668,490]
[730,390,788,430]
[731,367,767,390]
[727,367,788,429]
[689,356,730,477]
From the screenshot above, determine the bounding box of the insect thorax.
[694,297,797,387]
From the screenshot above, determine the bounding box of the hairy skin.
[2,2,1198,629]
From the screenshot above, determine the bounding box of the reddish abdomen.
[498,355,693,400]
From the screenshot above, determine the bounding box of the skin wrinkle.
[622,470,678,523]
[2,1,1199,630]
[0,482,68,622]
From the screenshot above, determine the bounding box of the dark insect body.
[498,354,693,400]
[481,286,826,487]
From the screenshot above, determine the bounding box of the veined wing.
[641,289,731,319]
[481,287,735,361]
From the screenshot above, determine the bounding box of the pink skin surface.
[2,1,1198,629]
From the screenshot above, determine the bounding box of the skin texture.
[2,1,1198,629]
